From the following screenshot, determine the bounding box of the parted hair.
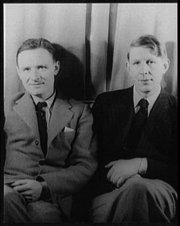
[16,38,57,65]
[127,34,168,60]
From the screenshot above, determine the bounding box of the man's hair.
[16,38,56,65]
[127,34,168,60]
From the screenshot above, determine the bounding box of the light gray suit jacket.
[4,91,97,216]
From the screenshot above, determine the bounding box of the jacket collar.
[48,93,73,147]
[14,92,39,140]
[13,92,74,147]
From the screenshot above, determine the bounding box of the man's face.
[17,48,60,99]
[127,46,169,97]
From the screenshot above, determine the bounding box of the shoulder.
[68,98,85,108]
[4,92,25,114]
[167,93,177,106]
[159,90,177,108]
[94,87,133,105]
[6,91,25,103]
[56,91,89,111]
[157,90,177,121]
[67,98,92,115]
[166,93,177,116]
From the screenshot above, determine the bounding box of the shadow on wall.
[52,43,85,100]
[163,41,176,95]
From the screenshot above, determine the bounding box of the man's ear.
[16,66,22,80]
[163,58,170,74]
[54,61,60,76]
[126,61,130,73]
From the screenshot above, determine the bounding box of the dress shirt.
[133,85,161,175]
[133,85,161,116]
[31,91,56,128]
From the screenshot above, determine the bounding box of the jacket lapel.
[13,92,39,139]
[13,92,74,149]
[120,87,134,145]
[48,97,73,147]
[141,90,171,148]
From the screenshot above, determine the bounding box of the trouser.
[91,175,177,223]
[4,185,62,223]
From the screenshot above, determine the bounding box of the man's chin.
[138,86,153,96]
[140,87,160,97]
[27,89,43,97]
[142,88,151,93]
[140,84,153,92]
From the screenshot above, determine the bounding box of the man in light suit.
[91,35,177,223]
[4,38,97,223]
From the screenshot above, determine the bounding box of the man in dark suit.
[4,38,97,223]
[91,35,177,223]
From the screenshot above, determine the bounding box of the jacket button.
[35,140,39,146]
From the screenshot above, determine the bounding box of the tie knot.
[138,98,149,110]
[36,102,47,111]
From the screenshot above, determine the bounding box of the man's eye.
[133,61,140,65]
[38,66,46,70]
[23,68,30,72]
[147,60,155,65]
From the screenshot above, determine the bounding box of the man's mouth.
[141,79,152,83]
[29,83,44,86]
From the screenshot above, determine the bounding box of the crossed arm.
[10,179,44,202]
[105,158,147,187]
[10,104,97,202]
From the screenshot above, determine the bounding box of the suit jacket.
[92,86,177,195]
[4,91,97,216]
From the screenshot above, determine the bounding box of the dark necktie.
[126,98,149,152]
[36,102,47,156]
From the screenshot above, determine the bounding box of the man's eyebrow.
[37,64,48,66]
[21,66,30,69]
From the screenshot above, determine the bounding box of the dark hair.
[127,34,168,60]
[16,38,56,65]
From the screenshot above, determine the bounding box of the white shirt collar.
[133,85,161,114]
[31,91,56,110]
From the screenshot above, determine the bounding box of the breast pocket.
[61,130,76,144]
[48,130,76,164]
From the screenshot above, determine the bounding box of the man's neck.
[133,85,161,115]
[31,90,56,106]
[135,86,161,99]
[31,90,55,102]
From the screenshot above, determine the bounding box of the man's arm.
[92,93,177,189]
[105,158,142,187]
[105,155,177,189]
[145,158,177,188]
[145,103,177,189]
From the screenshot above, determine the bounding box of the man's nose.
[141,62,149,76]
[31,68,40,80]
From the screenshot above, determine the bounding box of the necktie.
[126,98,149,152]
[36,102,47,156]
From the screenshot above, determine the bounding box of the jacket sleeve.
[145,99,177,189]
[145,158,177,189]
[39,104,97,196]
[145,120,177,189]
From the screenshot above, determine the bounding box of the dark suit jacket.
[4,91,97,216]
[92,86,177,196]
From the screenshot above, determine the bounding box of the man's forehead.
[129,47,159,59]
[18,48,53,66]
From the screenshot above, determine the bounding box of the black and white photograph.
[3,3,177,224]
